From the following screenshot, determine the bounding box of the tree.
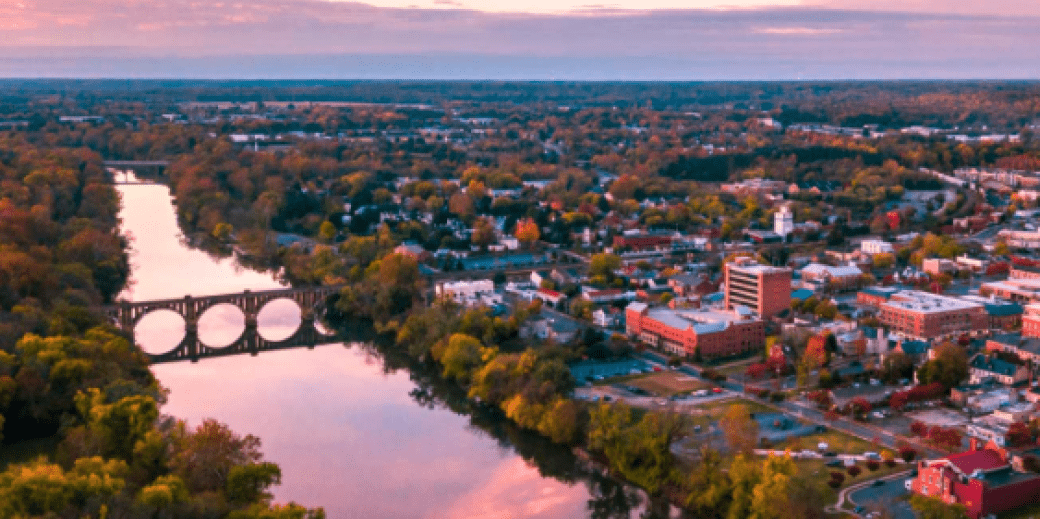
[448,192,474,217]
[515,218,540,247]
[909,494,970,519]
[318,221,336,243]
[1007,422,1034,447]
[719,403,760,455]
[169,418,264,494]
[916,343,968,390]
[589,253,622,280]
[439,333,491,383]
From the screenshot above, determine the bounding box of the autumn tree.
[719,403,760,455]
[515,218,540,248]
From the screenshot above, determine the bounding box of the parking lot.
[849,475,914,519]
[569,359,654,382]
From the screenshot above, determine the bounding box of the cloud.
[0,0,1037,79]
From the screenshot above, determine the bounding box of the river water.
[117,177,654,518]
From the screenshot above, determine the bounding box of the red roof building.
[910,439,1040,519]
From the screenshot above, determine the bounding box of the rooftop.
[942,449,1007,475]
[882,290,983,314]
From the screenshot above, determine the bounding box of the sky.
[1,0,1039,79]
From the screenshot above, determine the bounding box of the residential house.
[969,354,1030,385]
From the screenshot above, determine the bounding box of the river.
[117,175,659,518]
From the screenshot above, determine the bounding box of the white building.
[774,204,794,238]
[860,239,895,255]
[435,280,499,307]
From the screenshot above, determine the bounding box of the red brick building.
[1024,304,1040,338]
[613,234,673,250]
[625,302,765,359]
[877,290,988,341]
[724,258,791,317]
[910,440,1040,519]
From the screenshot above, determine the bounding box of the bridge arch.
[105,285,344,363]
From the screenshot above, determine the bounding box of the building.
[981,277,1040,304]
[877,290,988,341]
[1023,304,1040,337]
[922,258,958,276]
[435,280,499,306]
[799,263,864,291]
[910,440,1040,519]
[969,354,1030,385]
[724,258,792,318]
[774,204,794,239]
[860,239,895,255]
[625,303,765,359]
[521,311,581,343]
[613,233,674,251]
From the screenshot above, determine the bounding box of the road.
[638,350,943,459]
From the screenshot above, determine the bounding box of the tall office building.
[724,257,792,317]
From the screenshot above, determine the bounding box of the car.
[825,460,843,467]
[602,395,613,402]
[712,387,724,393]
[864,452,880,460]
[871,480,885,487]
[823,451,837,457]
[653,366,663,372]
[854,506,864,514]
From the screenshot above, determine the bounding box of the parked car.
[712,387,724,394]
[871,480,885,487]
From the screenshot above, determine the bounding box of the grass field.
[626,371,713,396]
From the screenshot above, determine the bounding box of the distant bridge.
[105,285,344,363]
[103,160,171,168]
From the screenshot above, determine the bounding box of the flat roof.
[882,290,983,314]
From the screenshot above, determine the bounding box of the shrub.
[885,459,897,468]
[847,465,862,477]
[899,446,917,463]
[770,392,786,402]
[866,460,880,471]
[827,479,841,489]
[830,472,846,485]
[910,421,927,436]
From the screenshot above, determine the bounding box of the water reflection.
[116,177,666,518]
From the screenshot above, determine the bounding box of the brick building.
[877,290,988,341]
[910,439,1040,519]
[799,263,863,291]
[613,233,673,250]
[1024,304,1040,337]
[625,302,765,359]
[724,258,791,317]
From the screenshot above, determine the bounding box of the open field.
[627,371,712,396]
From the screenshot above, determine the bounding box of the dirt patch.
[627,371,712,396]
[906,409,968,428]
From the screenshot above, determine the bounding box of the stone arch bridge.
[104,285,344,364]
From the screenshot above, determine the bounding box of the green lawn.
[688,397,773,418]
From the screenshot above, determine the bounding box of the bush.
[770,392,786,402]
[910,420,927,436]
[847,465,862,477]
[827,479,841,489]
[830,471,846,485]
[885,459,897,468]
[899,446,917,463]
[866,460,881,471]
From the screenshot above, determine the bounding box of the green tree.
[440,333,490,383]
[909,494,970,519]
[590,253,622,279]
[916,342,968,390]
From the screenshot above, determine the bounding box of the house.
[986,333,1040,364]
[969,354,1030,385]
[892,339,931,363]
[533,288,567,307]
[910,439,1040,519]
[394,242,430,261]
[799,263,864,291]
[581,288,632,304]
[521,311,582,343]
[530,270,552,287]
[592,308,624,329]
